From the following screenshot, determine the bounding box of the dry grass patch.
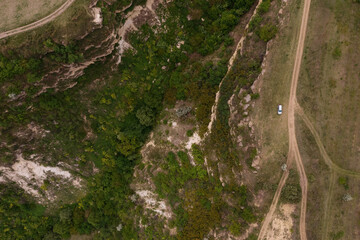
[0,0,67,32]
[297,0,360,171]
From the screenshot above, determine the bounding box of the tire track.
[321,170,335,240]
[296,104,360,177]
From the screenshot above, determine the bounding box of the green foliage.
[0,54,42,83]
[0,0,260,238]
[249,14,262,31]
[338,176,349,190]
[220,11,239,31]
[330,230,344,240]
[258,0,271,15]
[0,186,54,239]
[247,233,258,240]
[136,106,155,126]
[257,24,278,42]
[229,220,242,236]
[251,92,260,99]
[153,149,224,238]
[186,129,194,137]
[332,45,342,60]
[44,39,83,64]
[281,184,302,203]
[191,144,205,165]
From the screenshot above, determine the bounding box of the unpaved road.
[258,0,312,238]
[296,104,360,178]
[0,0,75,40]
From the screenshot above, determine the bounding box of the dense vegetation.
[0,0,279,238]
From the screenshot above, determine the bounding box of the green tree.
[136,106,155,126]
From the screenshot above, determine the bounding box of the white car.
[277,104,283,115]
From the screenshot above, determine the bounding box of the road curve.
[0,0,75,40]
[257,0,312,237]
[296,104,360,178]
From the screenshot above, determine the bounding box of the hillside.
[0,0,359,239]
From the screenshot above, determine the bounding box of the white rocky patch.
[91,7,103,25]
[136,190,172,219]
[0,154,83,201]
[176,40,184,49]
[185,132,201,150]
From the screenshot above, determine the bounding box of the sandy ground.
[264,204,296,240]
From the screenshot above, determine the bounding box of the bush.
[332,45,342,60]
[249,14,262,31]
[330,230,344,240]
[229,220,242,236]
[257,0,271,15]
[338,176,349,190]
[186,129,194,137]
[257,24,278,42]
[281,184,301,203]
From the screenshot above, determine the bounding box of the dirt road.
[0,0,75,40]
[296,105,360,178]
[258,0,312,238]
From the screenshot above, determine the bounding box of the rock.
[281,163,287,171]
[8,93,16,99]
[343,193,353,202]
[175,106,192,118]
[244,94,251,103]
[243,104,250,110]
[116,224,123,231]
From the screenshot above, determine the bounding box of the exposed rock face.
[0,154,84,203]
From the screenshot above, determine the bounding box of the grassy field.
[295,116,332,239]
[0,0,94,56]
[297,0,360,172]
[297,114,360,239]
[252,0,303,215]
[294,0,360,237]
[0,0,67,32]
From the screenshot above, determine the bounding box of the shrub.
[258,0,271,15]
[229,220,242,236]
[257,24,278,42]
[330,230,344,240]
[332,45,342,60]
[249,14,262,31]
[338,176,349,190]
[281,184,301,203]
[186,129,194,137]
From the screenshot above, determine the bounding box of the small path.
[0,0,75,40]
[321,170,335,240]
[296,104,360,178]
